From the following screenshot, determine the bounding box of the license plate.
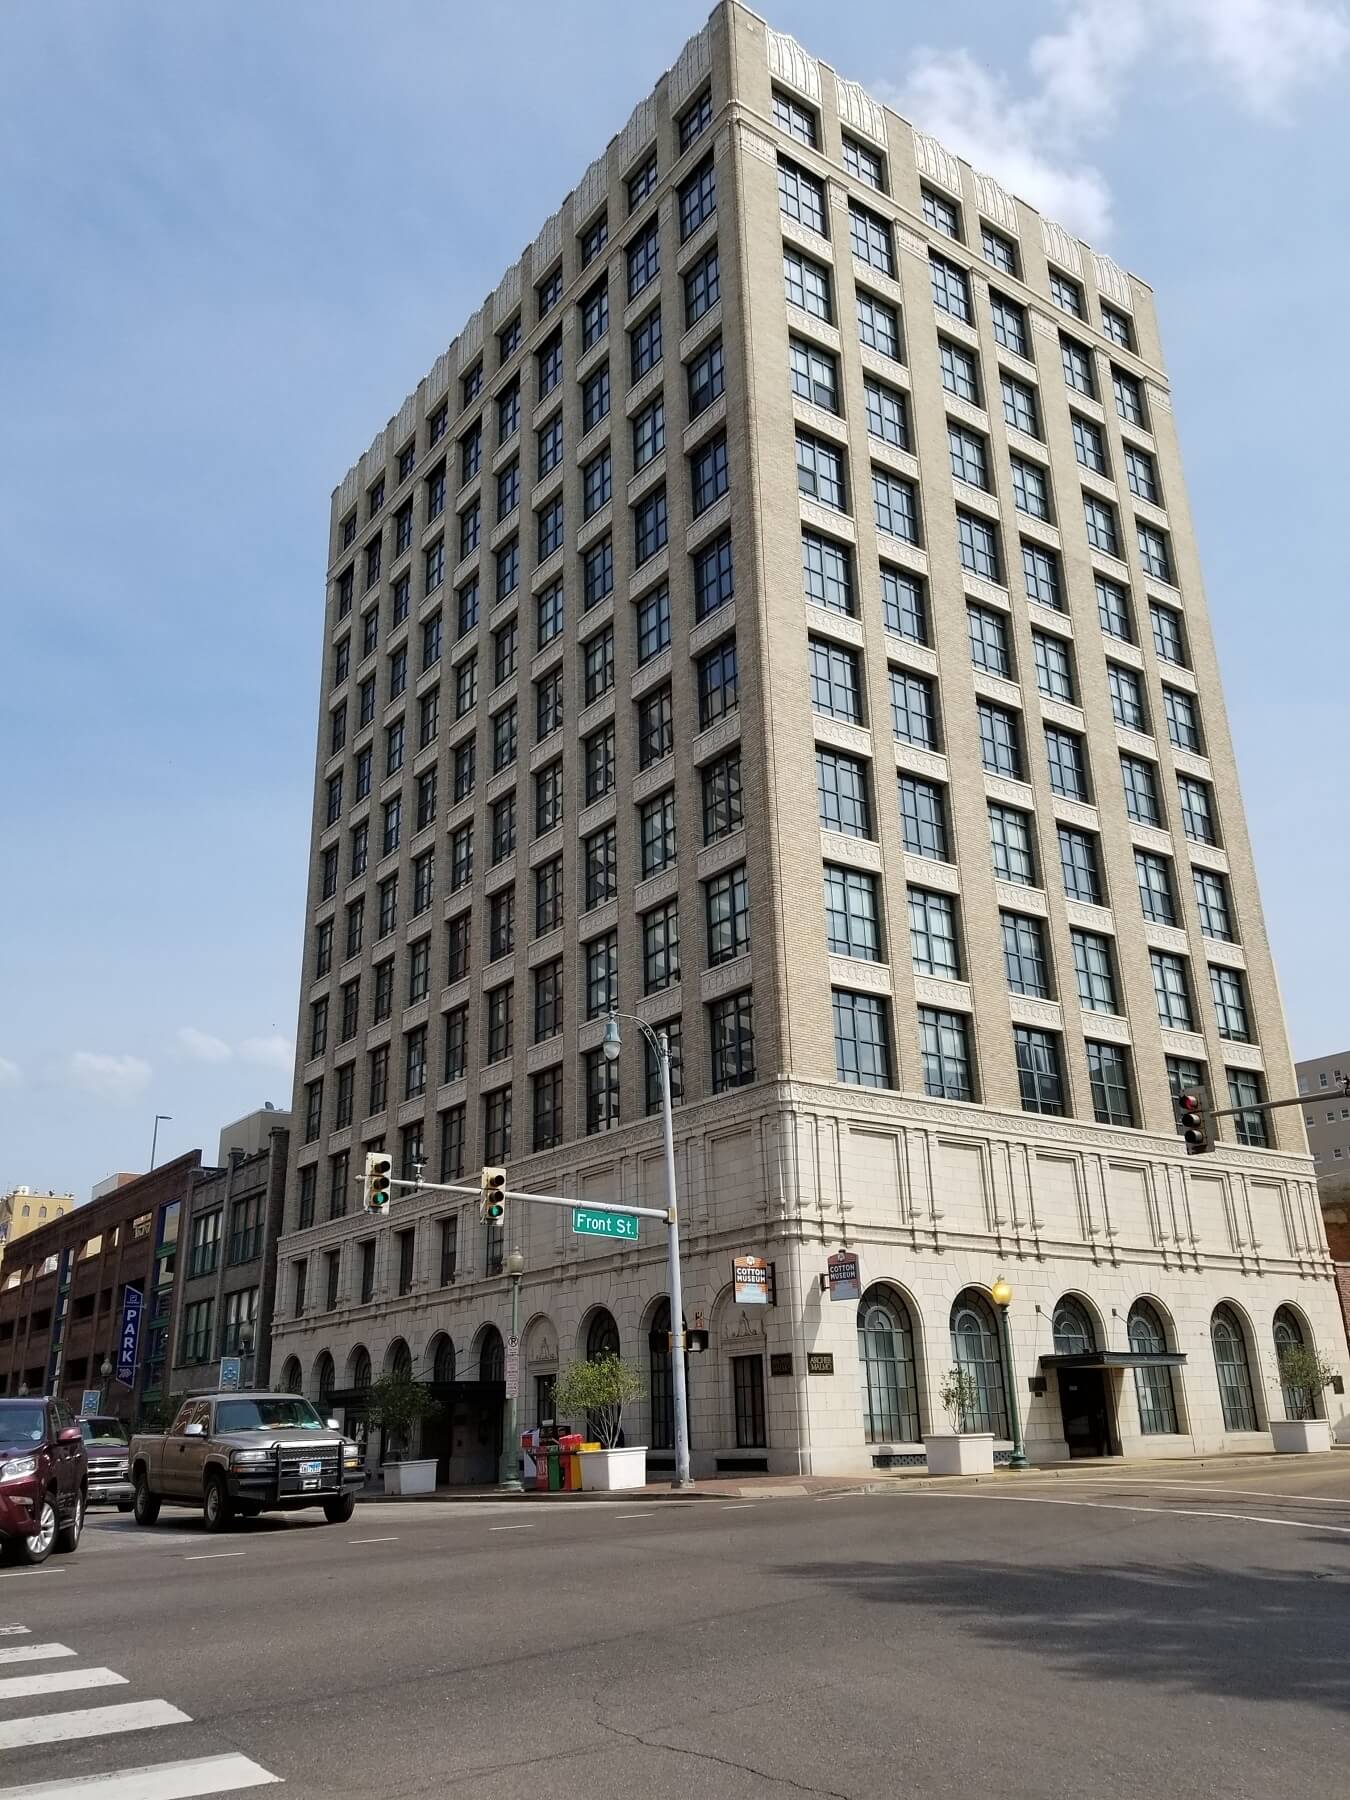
[300,1459,322,1475]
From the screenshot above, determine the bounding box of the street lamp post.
[239,1323,255,1390]
[149,1114,172,1171]
[604,1013,691,1489]
[990,1277,1029,1471]
[498,1249,526,1492]
[100,1357,113,1413]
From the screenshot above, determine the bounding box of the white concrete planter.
[578,1446,648,1491]
[383,1458,438,1495]
[923,1433,995,1476]
[1270,1419,1332,1455]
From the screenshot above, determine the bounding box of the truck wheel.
[55,1491,85,1554]
[322,1494,356,1524]
[15,1493,57,1565]
[133,1475,161,1526]
[203,1472,234,1533]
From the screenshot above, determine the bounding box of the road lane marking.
[0,1700,190,1751]
[182,1553,245,1562]
[1012,1476,1350,1506]
[0,1570,64,1581]
[0,1631,28,1639]
[613,1513,657,1520]
[720,1504,755,1511]
[348,1536,399,1544]
[0,1750,281,1797]
[914,1490,1350,1536]
[488,1524,535,1531]
[0,1646,72,1666]
[0,1668,126,1702]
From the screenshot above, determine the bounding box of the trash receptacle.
[558,1432,584,1491]
[546,1443,562,1491]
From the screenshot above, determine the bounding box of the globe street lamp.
[498,1249,526,1492]
[990,1277,1029,1471]
[603,1013,691,1488]
[100,1356,113,1413]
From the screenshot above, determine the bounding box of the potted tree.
[923,1367,995,1476]
[365,1373,442,1495]
[1271,1345,1338,1453]
[553,1353,647,1490]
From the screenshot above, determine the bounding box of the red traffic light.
[1176,1091,1208,1153]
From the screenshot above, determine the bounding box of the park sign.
[571,1206,639,1242]
[732,1255,769,1305]
[115,1284,143,1385]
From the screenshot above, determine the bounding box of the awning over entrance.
[1038,1351,1187,1371]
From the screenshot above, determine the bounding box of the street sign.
[504,1334,520,1396]
[218,1356,242,1391]
[732,1255,769,1305]
[79,1389,102,1418]
[115,1285,143,1386]
[807,1353,835,1376]
[570,1206,639,1241]
[825,1251,861,1302]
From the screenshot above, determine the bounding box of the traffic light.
[364,1151,394,1213]
[480,1165,506,1226]
[1175,1090,1210,1155]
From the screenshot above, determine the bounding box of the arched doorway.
[1051,1295,1113,1458]
[949,1291,1008,1437]
[857,1286,922,1444]
[279,1356,302,1395]
[1128,1301,1179,1436]
[1273,1307,1318,1420]
[429,1333,456,1386]
[313,1351,335,1408]
[479,1325,505,1384]
[649,1300,674,1452]
[1211,1305,1259,1432]
[342,1345,372,1460]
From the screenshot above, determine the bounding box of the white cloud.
[176,1026,233,1064]
[0,1058,21,1090]
[68,1051,152,1103]
[239,1034,294,1075]
[884,0,1349,240]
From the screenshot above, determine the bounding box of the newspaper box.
[558,1433,585,1491]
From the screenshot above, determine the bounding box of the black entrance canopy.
[1038,1350,1187,1372]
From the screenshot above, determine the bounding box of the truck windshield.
[0,1405,46,1443]
[214,1399,328,1432]
[79,1418,130,1447]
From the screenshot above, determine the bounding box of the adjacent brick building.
[269,5,1344,1473]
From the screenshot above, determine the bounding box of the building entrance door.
[1057,1367,1113,1458]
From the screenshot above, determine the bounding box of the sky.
[2,0,1347,1205]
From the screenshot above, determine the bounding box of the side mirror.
[58,1425,84,1444]
[326,1418,340,1431]
[183,1421,205,1438]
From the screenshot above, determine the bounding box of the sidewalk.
[357,1445,1333,1504]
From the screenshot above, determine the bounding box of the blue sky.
[2,1,1346,1203]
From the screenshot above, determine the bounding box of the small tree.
[938,1365,981,1434]
[553,1353,644,1447]
[364,1373,441,1459]
[1276,1344,1337,1422]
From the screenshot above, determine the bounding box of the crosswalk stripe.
[0,1748,281,1797]
[0,1648,72,1667]
[0,1670,125,1703]
[0,1634,28,1642]
[0,1700,189,1751]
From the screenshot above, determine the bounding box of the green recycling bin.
[547,1443,563,1491]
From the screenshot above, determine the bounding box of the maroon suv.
[0,1396,88,1564]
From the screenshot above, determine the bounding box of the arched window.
[280,1356,302,1395]
[314,1352,335,1405]
[430,1334,456,1386]
[1211,1305,1258,1432]
[1273,1307,1316,1420]
[387,1339,412,1381]
[949,1292,1008,1436]
[480,1326,504,1384]
[649,1300,674,1451]
[857,1287,921,1443]
[586,1308,620,1362]
[348,1345,371,1392]
[1052,1297,1096,1356]
[1128,1301,1178,1435]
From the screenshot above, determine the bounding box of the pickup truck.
[79,1414,133,1511]
[130,1391,364,1532]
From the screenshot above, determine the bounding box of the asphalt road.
[4,1457,1350,1799]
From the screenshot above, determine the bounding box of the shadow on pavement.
[779,1556,1350,1714]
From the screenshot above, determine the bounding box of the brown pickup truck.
[129,1391,364,1532]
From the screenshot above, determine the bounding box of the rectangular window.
[1124,445,1158,504]
[850,202,894,273]
[917,1007,973,1100]
[783,247,832,321]
[929,253,971,321]
[843,134,884,189]
[581,449,611,522]
[809,637,862,723]
[921,186,961,240]
[1033,630,1074,700]
[1058,825,1102,904]
[630,307,662,383]
[642,901,680,995]
[980,224,1017,275]
[1210,965,1251,1042]
[948,422,988,489]
[1109,664,1147,732]
[899,776,948,861]
[627,149,658,212]
[691,432,729,514]
[367,1045,388,1114]
[1150,602,1186,666]
[437,1212,459,1284]
[535,579,564,652]
[1193,868,1234,941]
[705,864,750,965]
[678,84,712,151]
[633,396,665,469]
[634,486,668,563]
[579,278,609,352]
[488,888,515,961]
[446,913,470,983]
[710,991,755,1092]
[857,292,900,359]
[583,826,617,908]
[1102,304,1132,349]
[1135,850,1177,926]
[536,331,563,399]
[639,788,677,877]
[1086,1041,1134,1126]
[1096,576,1133,641]
[581,728,612,807]
[679,154,716,240]
[1162,687,1201,755]
[377,874,398,937]
[535,856,563,935]
[1151,950,1193,1031]
[491,704,518,775]
[1011,456,1051,520]
[1072,929,1118,1014]
[1015,1026,1064,1115]
[1121,755,1161,826]
[485,984,514,1064]
[1178,775,1216,844]
[639,684,675,769]
[461,425,481,483]
[956,510,999,581]
[373,959,394,1022]
[881,566,926,641]
[833,991,892,1087]
[977,702,1021,778]
[585,932,618,1020]
[891,669,938,749]
[989,804,1035,885]
[582,365,610,433]
[701,751,742,842]
[863,379,907,450]
[796,431,845,509]
[684,243,720,328]
[989,292,1028,356]
[1061,336,1096,397]
[644,1020,685,1116]
[816,749,870,837]
[635,583,671,665]
[412,851,434,917]
[582,627,615,704]
[1227,1069,1270,1148]
[693,530,734,621]
[404,1024,428,1100]
[968,605,1011,677]
[1113,367,1145,426]
[1083,493,1120,557]
[1049,268,1084,318]
[772,86,817,145]
[580,209,608,265]
[443,1006,468,1081]
[490,791,516,861]
[790,337,839,411]
[583,536,613,609]
[495,537,519,602]
[697,639,738,729]
[450,823,473,892]
[1046,727,1089,800]
[1002,913,1050,998]
[1137,522,1172,583]
[533,959,563,1042]
[823,865,880,961]
[498,381,520,444]
[939,339,978,404]
[777,159,826,234]
[483,1088,512,1164]
[1002,374,1039,437]
[452,739,475,805]
[908,888,960,978]
[801,531,853,614]
[537,756,566,832]
[873,470,918,543]
[532,1068,563,1152]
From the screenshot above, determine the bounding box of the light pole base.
[497,1478,524,1493]
[1007,1450,1030,1471]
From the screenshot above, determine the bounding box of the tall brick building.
[269,5,1343,1474]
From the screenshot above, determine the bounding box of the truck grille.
[276,1448,340,1495]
